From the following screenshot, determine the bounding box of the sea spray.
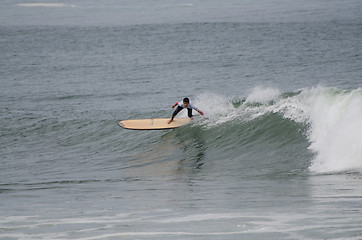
[194,92,236,125]
[245,86,281,104]
[193,87,283,126]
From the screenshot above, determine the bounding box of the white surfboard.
[119,118,191,130]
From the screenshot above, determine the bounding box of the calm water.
[1,0,362,239]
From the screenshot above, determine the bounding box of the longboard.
[119,118,191,130]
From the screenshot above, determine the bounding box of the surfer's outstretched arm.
[171,102,178,108]
[190,104,204,116]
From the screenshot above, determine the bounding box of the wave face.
[190,87,362,174]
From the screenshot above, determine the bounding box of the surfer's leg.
[168,106,183,124]
[187,108,193,118]
[173,106,183,117]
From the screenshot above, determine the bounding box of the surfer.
[168,97,204,124]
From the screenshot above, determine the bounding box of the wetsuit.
[171,101,203,118]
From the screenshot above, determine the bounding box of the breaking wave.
[192,86,362,174]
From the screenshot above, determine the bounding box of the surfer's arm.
[171,102,179,108]
[190,104,204,116]
[195,108,204,115]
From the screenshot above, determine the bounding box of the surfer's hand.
[199,111,204,116]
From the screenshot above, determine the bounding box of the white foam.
[178,4,193,7]
[155,213,246,223]
[306,88,362,173]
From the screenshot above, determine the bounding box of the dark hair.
[183,97,190,103]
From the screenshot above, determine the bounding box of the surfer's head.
[183,98,190,107]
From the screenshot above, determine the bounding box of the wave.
[16,3,76,8]
[191,86,362,174]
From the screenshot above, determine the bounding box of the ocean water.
[1,0,362,239]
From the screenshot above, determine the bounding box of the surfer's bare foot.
[168,119,172,124]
